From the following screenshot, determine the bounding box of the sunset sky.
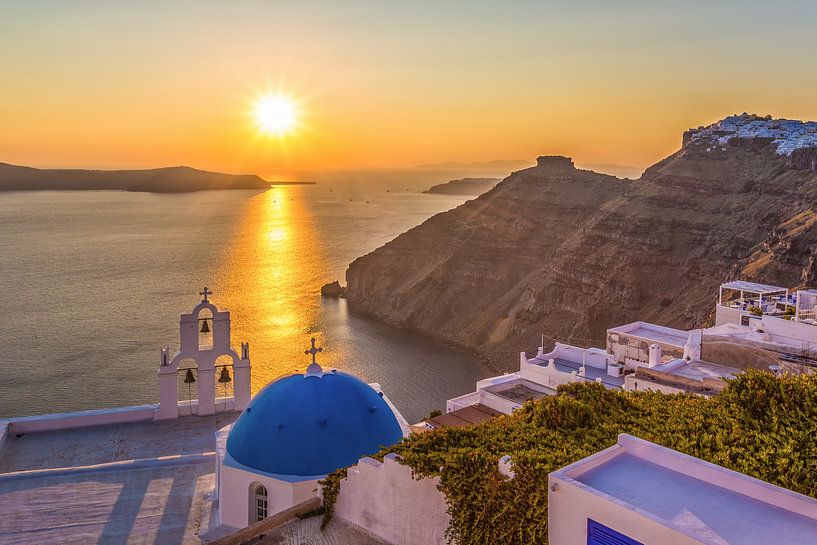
[2,1,816,179]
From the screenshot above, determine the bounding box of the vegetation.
[749,305,764,316]
[320,370,817,544]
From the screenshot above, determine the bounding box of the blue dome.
[226,370,403,477]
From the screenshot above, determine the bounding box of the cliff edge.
[346,114,817,369]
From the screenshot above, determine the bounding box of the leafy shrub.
[321,370,817,544]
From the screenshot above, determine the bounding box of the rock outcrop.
[321,281,347,298]
[345,116,817,370]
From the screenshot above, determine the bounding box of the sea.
[0,182,491,423]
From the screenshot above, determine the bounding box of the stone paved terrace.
[0,413,237,545]
[255,517,389,545]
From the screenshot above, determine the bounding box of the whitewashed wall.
[334,454,449,545]
[217,453,319,530]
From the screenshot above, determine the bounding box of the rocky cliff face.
[346,117,817,369]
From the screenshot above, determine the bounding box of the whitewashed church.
[152,288,409,531]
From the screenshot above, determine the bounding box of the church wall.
[333,454,449,545]
[218,460,320,529]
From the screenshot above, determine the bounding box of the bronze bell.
[200,320,210,333]
[184,368,196,384]
[218,367,232,383]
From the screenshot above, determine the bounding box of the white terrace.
[549,434,817,545]
[715,280,817,357]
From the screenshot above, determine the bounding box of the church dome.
[226,369,403,477]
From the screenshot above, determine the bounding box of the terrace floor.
[0,413,237,545]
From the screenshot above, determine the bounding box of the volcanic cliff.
[345,114,817,369]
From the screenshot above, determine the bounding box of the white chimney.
[649,344,662,367]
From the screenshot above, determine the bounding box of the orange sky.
[1,1,816,179]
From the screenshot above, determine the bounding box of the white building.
[213,338,409,531]
[549,434,817,545]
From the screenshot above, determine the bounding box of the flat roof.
[426,404,501,429]
[608,322,691,348]
[556,435,817,545]
[0,413,237,544]
[484,379,555,403]
[659,359,739,381]
[721,280,788,294]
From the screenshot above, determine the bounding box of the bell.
[218,367,232,383]
[184,368,196,384]
[200,320,210,333]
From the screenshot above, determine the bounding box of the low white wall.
[8,404,158,434]
[334,454,449,545]
[624,375,685,395]
[446,391,481,413]
[715,305,745,326]
[0,422,9,460]
[478,389,521,414]
[761,314,817,346]
[520,359,578,390]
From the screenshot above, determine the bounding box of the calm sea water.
[0,184,490,422]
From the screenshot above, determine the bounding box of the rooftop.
[484,380,553,404]
[424,403,501,430]
[557,434,817,545]
[607,321,692,348]
[0,413,236,545]
[650,359,740,383]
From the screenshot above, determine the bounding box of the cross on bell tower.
[200,286,212,302]
[305,337,323,375]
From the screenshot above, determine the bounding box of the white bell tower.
[157,287,252,419]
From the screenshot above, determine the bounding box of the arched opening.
[198,308,214,351]
[249,482,268,524]
[176,357,198,404]
[215,354,235,410]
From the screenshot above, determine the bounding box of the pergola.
[718,281,788,308]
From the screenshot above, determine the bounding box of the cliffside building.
[440,278,817,422]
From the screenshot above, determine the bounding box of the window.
[587,519,643,545]
[253,484,268,523]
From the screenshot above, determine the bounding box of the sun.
[254,94,298,136]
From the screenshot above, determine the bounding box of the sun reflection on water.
[215,187,330,393]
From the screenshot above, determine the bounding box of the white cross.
[305,337,322,365]
[200,287,212,302]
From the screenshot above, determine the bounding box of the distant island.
[423,177,500,196]
[0,162,313,193]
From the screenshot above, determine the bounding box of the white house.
[549,434,817,545]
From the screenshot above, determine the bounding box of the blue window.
[587,519,643,545]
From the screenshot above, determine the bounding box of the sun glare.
[254,94,298,136]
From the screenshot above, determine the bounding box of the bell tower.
[157,288,252,419]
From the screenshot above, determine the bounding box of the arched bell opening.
[197,308,214,351]
[214,354,235,411]
[176,357,199,405]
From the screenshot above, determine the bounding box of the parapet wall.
[333,454,449,545]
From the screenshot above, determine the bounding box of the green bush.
[320,370,817,544]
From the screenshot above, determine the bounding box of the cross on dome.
[199,287,212,302]
[305,337,323,375]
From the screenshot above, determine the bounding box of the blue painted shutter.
[587,519,644,545]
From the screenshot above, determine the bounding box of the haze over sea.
[0,180,491,422]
